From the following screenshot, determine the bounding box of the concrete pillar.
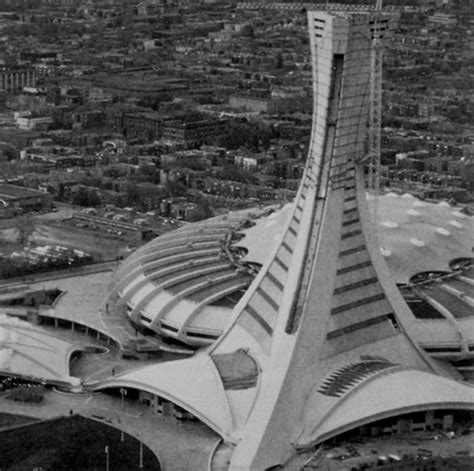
[425,410,434,430]
[162,401,173,416]
[443,414,453,430]
[152,395,159,413]
[397,418,411,434]
[27,310,41,325]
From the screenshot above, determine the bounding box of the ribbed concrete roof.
[106,208,278,345]
[107,195,473,347]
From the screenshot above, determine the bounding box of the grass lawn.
[0,415,161,470]
[0,412,38,429]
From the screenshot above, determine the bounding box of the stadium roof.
[106,194,474,348]
[374,193,474,283]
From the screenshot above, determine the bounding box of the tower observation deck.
[95,11,474,470]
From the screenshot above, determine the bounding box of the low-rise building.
[0,183,53,215]
[428,13,458,26]
[0,66,36,93]
[14,112,52,131]
[161,114,226,149]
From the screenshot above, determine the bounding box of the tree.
[3,147,17,161]
[166,180,187,197]
[188,194,213,221]
[124,181,140,206]
[217,121,253,149]
[14,216,35,247]
[81,174,102,189]
[57,182,65,200]
[136,164,160,184]
[72,187,88,207]
[87,191,101,207]
[245,123,272,152]
[215,163,258,185]
[72,187,101,207]
[276,52,284,69]
[217,119,274,152]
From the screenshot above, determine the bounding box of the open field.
[0,412,38,429]
[0,415,161,471]
[33,222,133,260]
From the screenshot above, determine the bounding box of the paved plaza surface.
[6,269,194,355]
[47,270,142,347]
[0,270,164,351]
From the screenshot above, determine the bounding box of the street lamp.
[105,445,109,471]
[139,435,144,469]
[119,388,127,442]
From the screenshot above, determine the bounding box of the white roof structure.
[0,315,80,387]
[299,369,474,446]
[106,210,276,346]
[106,194,474,349]
[93,355,234,439]
[375,194,474,282]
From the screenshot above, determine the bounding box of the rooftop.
[0,184,49,200]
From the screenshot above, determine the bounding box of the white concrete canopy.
[92,354,235,440]
[300,369,474,446]
[0,315,80,387]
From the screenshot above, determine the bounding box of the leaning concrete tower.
[97,11,474,470]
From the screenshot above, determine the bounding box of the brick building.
[0,183,53,215]
[161,114,226,148]
[0,67,36,93]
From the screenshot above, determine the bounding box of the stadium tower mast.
[367,0,383,227]
[97,10,474,471]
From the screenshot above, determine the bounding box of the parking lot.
[302,431,474,470]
